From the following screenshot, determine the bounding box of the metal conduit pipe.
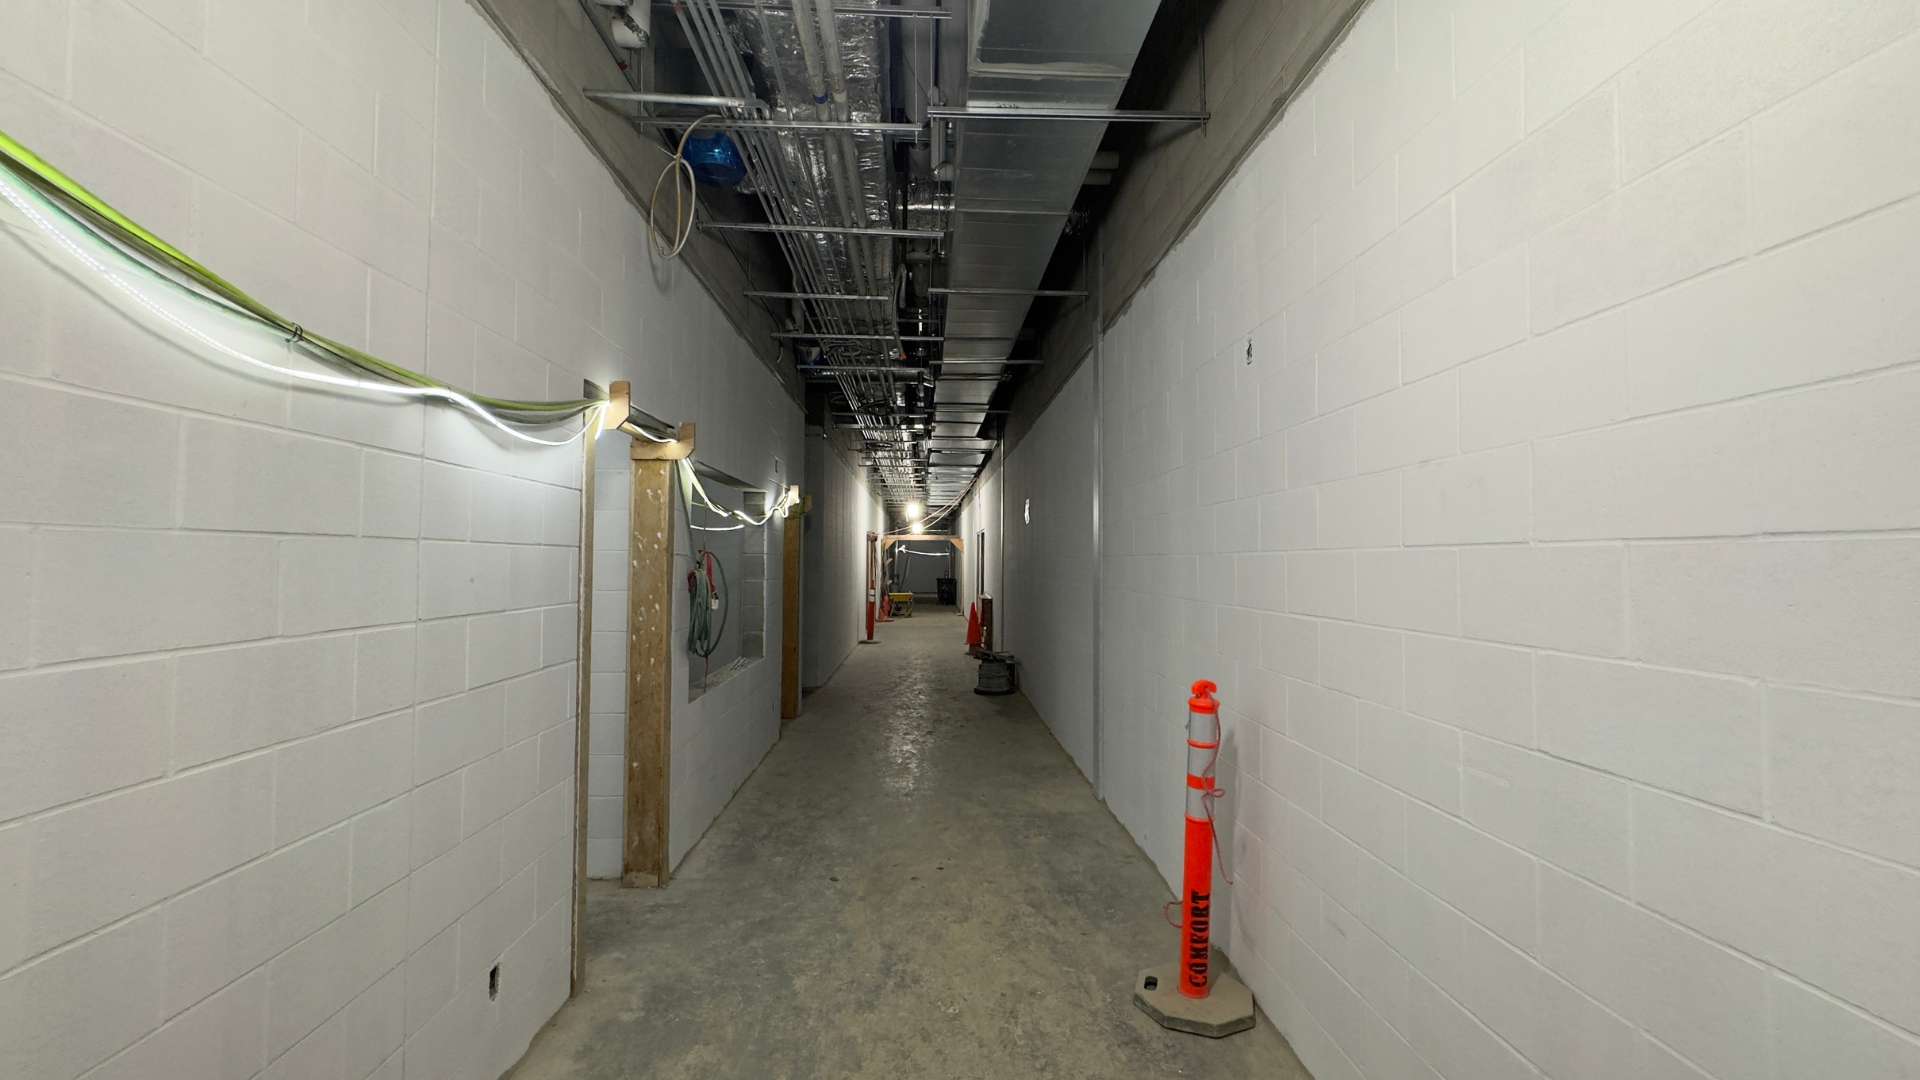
[713,0,872,387]
[683,0,915,500]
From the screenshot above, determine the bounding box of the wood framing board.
[779,499,804,720]
[623,450,674,887]
[883,534,963,548]
[571,426,597,991]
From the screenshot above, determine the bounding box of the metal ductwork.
[583,0,1169,524]
[927,0,1163,508]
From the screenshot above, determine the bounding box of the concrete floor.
[508,608,1310,1080]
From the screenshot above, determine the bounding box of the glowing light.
[905,499,923,518]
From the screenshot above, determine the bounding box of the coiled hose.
[686,548,728,659]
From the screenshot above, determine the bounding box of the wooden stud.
[623,450,677,888]
[882,534,964,549]
[570,422,597,992]
[779,495,805,721]
[627,421,696,461]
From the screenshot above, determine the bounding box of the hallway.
[509,610,1308,1079]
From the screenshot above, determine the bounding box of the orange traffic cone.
[965,602,982,653]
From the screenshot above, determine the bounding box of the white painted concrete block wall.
[800,428,885,690]
[1072,0,1920,1077]
[999,360,1100,781]
[0,0,800,1075]
[586,346,804,879]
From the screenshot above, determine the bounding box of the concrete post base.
[1131,963,1257,1038]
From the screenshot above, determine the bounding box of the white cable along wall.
[0,3,801,1079]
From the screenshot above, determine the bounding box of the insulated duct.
[930,0,1162,507]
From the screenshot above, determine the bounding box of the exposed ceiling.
[579,0,1173,527]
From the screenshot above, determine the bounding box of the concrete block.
[195,182,371,354]
[1355,548,1458,635]
[1317,312,1401,413]
[405,923,457,1036]
[1287,797,1365,910]
[1536,653,1761,812]
[354,624,417,720]
[1259,490,1320,549]
[1452,917,1641,1080]
[181,418,361,535]
[416,617,469,701]
[1353,372,1457,474]
[84,969,266,1080]
[1321,762,1407,869]
[1286,408,1356,488]
[1616,0,1915,178]
[0,911,163,1080]
[1454,87,1615,271]
[1771,973,1920,1080]
[409,772,462,874]
[1403,445,1531,545]
[265,883,407,1056]
[350,795,411,904]
[33,528,279,664]
[274,712,414,844]
[295,131,430,289]
[161,828,350,1017]
[1286,549,1355,618]
[75,0,300,214]
[174,636,356,768]
[2,379,183,529]
[1401,248,1529,382]
[415,683,506,782]
[1261,612,1319,681]
[1406,970,1539,1080]
[457,863,536,990]
[1635,788,1920,1034]
[1315,470,1401,550]
[1769,686,1920,868]
[467,609,543,688]
[9,756,272,972]
[1404,801,1536,949]
[1460,310,1626,452]
[1318,620,1404,709]
[0,658,170,821]
[501,778,570,881]
[418,541,511,619]
[1628,538,1920,698]
[1759,366,1920,533]
[361,450,423,539]
[1461,735,1631,894]
[1396,197,1455,305]
[1288,679,1360,765]
[1356,701,1462,814]
[1530,130,1749,332]
[1532,396,1765,540]
[1523,0,1717,130]
[278,537,419,635]
[1538,863,1773,1080]
[1625,196,1920,414]
[1460,543,1625,655]
[1753,30,1920,249]
[1398,50,1524,221]
[461,738,538,839]
[1403,634,1531,745]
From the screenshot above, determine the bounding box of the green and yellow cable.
[0,127,604,424]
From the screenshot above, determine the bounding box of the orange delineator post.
[1179,679,1221,999]
[863,532,878,642]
